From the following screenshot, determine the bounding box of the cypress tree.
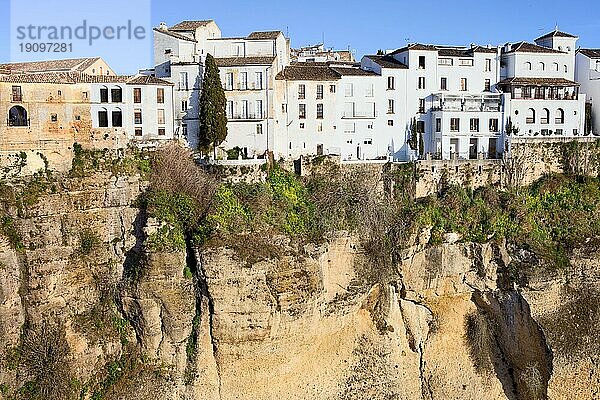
[199,54,228,158]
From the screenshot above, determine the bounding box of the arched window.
[539,62,545,71]
[541,108,550,124]
[8,105,28,127]
[525,62,532,71]
[526,108,536,124]
[98,107,109,127]
[99,66,104,75]
[554,62,559,71]
[111,107,123,127]
[555,108,565,124]
[564,65,568,73]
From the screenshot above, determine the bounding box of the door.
[450,138,459,159]
[489,138,498,159]
[469,138,478,159]
[317,144,324,156]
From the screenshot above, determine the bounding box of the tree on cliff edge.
[199,54,228,159]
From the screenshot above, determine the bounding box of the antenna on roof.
[322,32,325,46]
[405,37,410,44]
[555,23,559,31]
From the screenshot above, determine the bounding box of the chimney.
[159,22,168,31]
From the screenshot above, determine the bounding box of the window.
[135,128,142,136]
[450,118,460,132]
[317,104,324,119]
[364,139,373,145]
[539,62,545,71]
[485,59,492,72]
[256,124,263,135]
[256,100,263,119]
[165,48,172,55]
[158,128,166,136]
[227,101,233,118]
[11,86,22,102]
[416,121,425,133]
[299,104,306,119]
[182,100,188,112]
[57,90,62,97]
[157,109,165,125]
[317,84,324,99]
[525,62,532,71]
[51,114,58,122]
[182,124,187,136]
[134,110,142,125]
[387,76,395,90]
[436,118,441,132]
[180,72,188,90]
[418,77,425,89]
[470,118,480,132]
[459,59,474,66]
[83,91,89,100]
[240,72,248,90]
[418,56,426,69]
[555,108,565,124]
[365,83,374,97]
[388,99,395,114]
[564,65,568,73]
[241,100,249,119]
[484,79,491,92]
[345,83,353,97]
[226,73,233,90]
[419,98,425,113]
[298,84,305,99]
[255,72,263,89]
[300,123,305,129]
[112,110,122,127]
[111,88,122,103]
[440,77,447,91]
[133,88,141,103]
[100,87,109,103]
[98,110,108,127]
[75,115,81,121]
[489,118,499,132]
[460,78,468,91]
[367,123,373,129]
[330,85,336,93]
[554,63,559,71]
[438,58,452,66]
[388,120,394,126]
[541,108,550,124]
[526,108,535,124]
[157,88,164,103]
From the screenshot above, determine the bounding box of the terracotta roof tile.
[503,42,565,54]
[0,57,103,73]
[170,20,214,31]
[329,66,378,76]
[578,49,600,59]
[365,55,408,69]
[275,65,341,81]
[153,28,196,42]
[247,31,282,40]
[498,77,579,87]
[215,57,276,67]
[0,72,173,85]
[535,30,578,42]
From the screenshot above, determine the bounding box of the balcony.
[228,113,265,121]
[431,93,502,112]
[342,111,378,119]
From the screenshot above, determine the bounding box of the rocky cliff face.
[0,175,598,399]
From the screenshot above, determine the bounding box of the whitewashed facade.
[575,49,600,135]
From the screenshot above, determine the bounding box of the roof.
[214,56,276,67]
[390,44,437,54]
[578,49,600,59]
[169,20,214,31]
[497,77,579,87]
[153,28,196,42]
[391,43,497,56]
[0,57,105,74]
[275,65,341,81]
[329,66,378,76]
[247,31,282,40]
[364,55,408,69]
[503,42,565,54]
[0,71,173,85]
[535,30,578,42]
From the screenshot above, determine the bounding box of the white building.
[575,48,600,135]
[291,44,355,63]
[152,20,289,157]
[499,31,586,142]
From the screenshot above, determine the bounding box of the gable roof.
[503,42,565,54]
[535,30,578,42]
[0,71,173,85]
[578,49,600,59]
[247,31,282,40]
[214,56,276,67]
[390,44,438,54]
[364,55,408,69]
[0,57,105,74]
[170,20,214,31]
[497,77,578,87]
[153,27,196,42]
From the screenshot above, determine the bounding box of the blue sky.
[1,0,600,74]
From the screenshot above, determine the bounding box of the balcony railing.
[342,111,378,119]
[228,113,265,120]
[12,94,22,102]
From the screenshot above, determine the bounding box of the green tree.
[408,117,418,151]
[418,132,425,158]
[199,54,228,158]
